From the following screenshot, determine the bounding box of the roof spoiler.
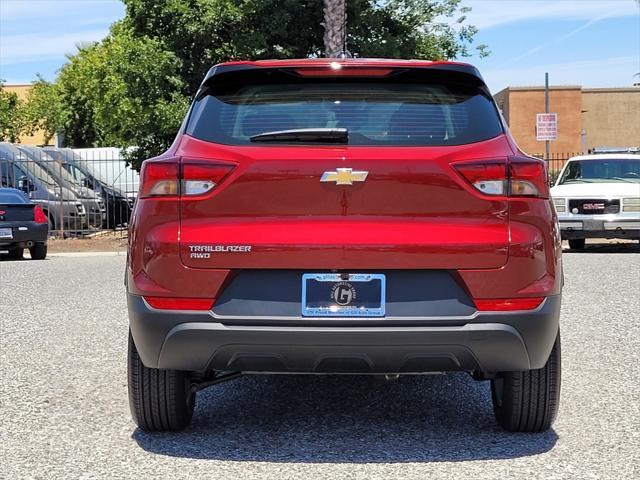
[195,60,488,98]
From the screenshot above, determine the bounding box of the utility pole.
[545,72,550,161]
[323,0,347,57]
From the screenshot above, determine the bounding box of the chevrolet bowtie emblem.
[320,168,368,185]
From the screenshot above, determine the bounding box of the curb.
[49,251,126,257]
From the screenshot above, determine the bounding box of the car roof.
[0,187,30,201]
[0,142,28,158]
[0,187,25,194]
[566,154,640,161]
[0,142,19,153]
[202,58,484,84]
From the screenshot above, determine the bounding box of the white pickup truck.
[551,153,640,249]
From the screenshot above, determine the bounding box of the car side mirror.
[18,175,35,193]
[85,178,97,190]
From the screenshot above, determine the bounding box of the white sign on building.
[536,113,558,141]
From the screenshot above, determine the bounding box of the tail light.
[453,157,550,198]
[452,162,507,195]
[139,162,179,197]
[475,297,544,311]
[293,66,394,77]
[139,158,235,198]
[509,158,550,198]
[182,161,234,196]
[33,204,48,224]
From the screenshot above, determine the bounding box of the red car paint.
[127,59,562,308]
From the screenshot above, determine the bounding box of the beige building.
[2,84,53,146]
[493,86,640,157]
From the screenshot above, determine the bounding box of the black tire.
[491,331,561,432]
[568,239,585,250]
[127,332,195,431]
[29,243,47,260]
[7,247,24,260]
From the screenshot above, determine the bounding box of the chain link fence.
[0,144,138,238]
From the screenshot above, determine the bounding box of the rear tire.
[568,239,585,250]
[7,247,23,260]
[491,331,561,432]
[29,243,47,260]
[127,332,195,431]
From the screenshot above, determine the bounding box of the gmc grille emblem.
[583,203,605,210]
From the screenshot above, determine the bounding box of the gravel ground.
[1,246,639,479]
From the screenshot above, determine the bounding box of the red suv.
[127,59,562,433]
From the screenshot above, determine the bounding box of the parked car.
[551,153,640,249]
[43,147,133,229]
[71,147,139,202]
[15,145,105,230]
[0,143,87,232]
[126,59,563,433]
[0,187,48,259]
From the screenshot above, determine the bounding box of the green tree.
[46,0,488,169]
[123,0,488,94]
[0,81,22,142]
[56,27,189,165]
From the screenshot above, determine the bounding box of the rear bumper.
[559,218,640,240]
[128,293,561,374]
[0,222,48,247]
[561,229,640,240]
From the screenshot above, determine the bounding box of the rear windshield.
[0,190,28,204]
[559,158,640,184]
[186,72,503,146]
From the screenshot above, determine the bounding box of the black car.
[0,187,48,260]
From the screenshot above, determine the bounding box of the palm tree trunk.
[323,0,346,57]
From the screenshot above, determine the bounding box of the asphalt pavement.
[1,244,639,479]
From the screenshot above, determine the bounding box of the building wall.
[3,84,52,146]
[494,89,509,123]
[581,88,640,151]
[494,86,583,156]
[494,86,640,158]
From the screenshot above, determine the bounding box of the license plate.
[583,220,604,231]
[302,273,385,317]
[0,228,13,239]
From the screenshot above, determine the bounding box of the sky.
[0,0,639,93]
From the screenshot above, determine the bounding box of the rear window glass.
[559,159,640,184]
[0,190,28,204]
[186,73,503,146]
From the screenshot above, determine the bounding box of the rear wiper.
[249,128,348,144]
